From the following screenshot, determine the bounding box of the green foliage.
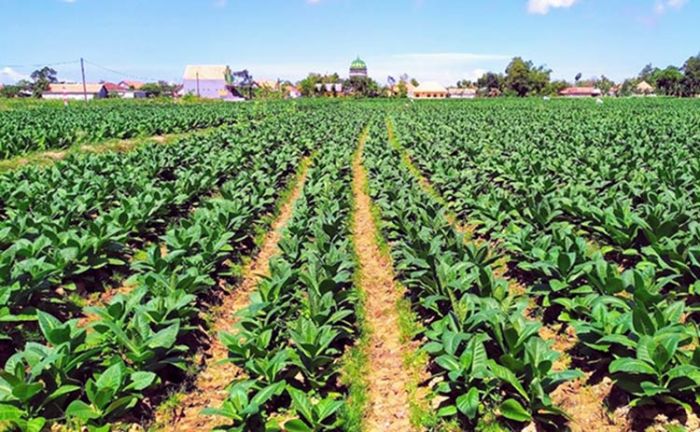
[0,100,249,158]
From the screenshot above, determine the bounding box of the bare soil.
[552,374,631,432]
[352,131,413,431]
[156,164,309,431]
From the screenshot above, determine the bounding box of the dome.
[350,57,367,70]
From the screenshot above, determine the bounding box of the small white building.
[315,83,344,96]
[43,83,108,100]
[408,82,448,99]
[447,87,477,99]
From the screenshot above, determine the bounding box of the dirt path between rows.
[157,161,310,431]
[351,128,413,432]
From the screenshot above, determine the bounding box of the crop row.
[364,120,585,430]
[205,118,365,431]
[0,100,255,159]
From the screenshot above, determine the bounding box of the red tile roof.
[119,80,144,89]
[103,82,123,92]
[560,87,601,96]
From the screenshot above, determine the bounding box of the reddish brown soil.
[352,132,413,431]
[538,324,577,372]
[156,163,309,431]
[552,374,630,432]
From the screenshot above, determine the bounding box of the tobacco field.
[0,98,699,432]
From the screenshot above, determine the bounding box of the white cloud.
[527,0,578,15]
[0,67,30,84]
[654,0,689,14]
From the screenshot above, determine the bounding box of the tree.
[396,81,408,98]
[619,79,636,97]
[504,57,532,96]
[30,66,58,98]
[410,78,419,87]
[597,75,615,95]
[638,63,658,83]
[345,76,380,97]
[0,85,21,98]
[503,57,551,97]
[476,72,504,93]
[528,64,552,95]
[545,80,570,96]
[298,73,322,97]
[140,81,177,98]
[681,54,700,96]
[652,66,684,96]
[141,82,163,97]
[456,79,474,88]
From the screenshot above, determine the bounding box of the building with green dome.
[349,57,368,78]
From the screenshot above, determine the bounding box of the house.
[635,81,655,96]
[447,87,477,99]
[118,80,144,90]
[102,82,146,99]
[559,87,602,97]
[286,85,301,99]
[42,83,108,100]
[408,82,448,99]
[182,65,240,100]
[608,85,621,97]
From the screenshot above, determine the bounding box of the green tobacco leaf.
[283,419,312,432]
[47,385,81,402]
[12,383,43,403]
[147,323,179,349]
[126,371,157,391]
[456,387,479,419]
[0,404,24,421]
[437,404,458,417]
[66,400,101,421]
[609,358,657,375]
[500,398,532,422]
[26,417,47,432]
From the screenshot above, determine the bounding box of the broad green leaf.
[500,398,532,422]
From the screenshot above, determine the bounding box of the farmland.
[0,98,699,432]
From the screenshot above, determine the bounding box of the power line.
[82,59,160,83]
[1,58,166,83]
[0,59,81,69]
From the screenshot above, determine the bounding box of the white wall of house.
[43,93,97,101]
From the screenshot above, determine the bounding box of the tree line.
[457,52,700,98]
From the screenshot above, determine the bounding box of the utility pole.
[80,57,88,102]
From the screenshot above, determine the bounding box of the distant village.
[1,54,699,100]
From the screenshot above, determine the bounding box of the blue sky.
[0,0,698,85]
